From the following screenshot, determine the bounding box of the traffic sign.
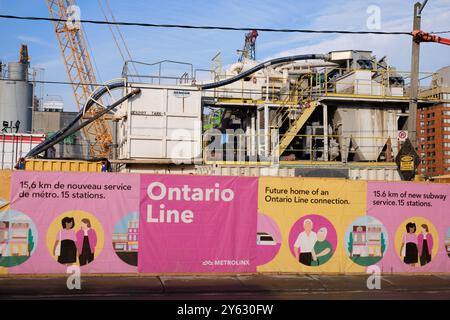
[397,130,408,141]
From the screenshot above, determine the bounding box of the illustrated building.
[0,221,30,257]
[112,233,128,252]
[0,221,9,257]
[351,224,382,257]
[112,219,139,252]
[366,226,382,257]
[9,223,29,256]
[351,225,367,256]
[127,219,139,252]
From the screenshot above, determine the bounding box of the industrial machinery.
[46,0,113,157]
[238,30,259,62]
[412,30,450,46]
[22,13,445,180]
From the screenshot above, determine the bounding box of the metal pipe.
[322,103,329,161]
[264,104,269,158]
[199,54,328,90]
[26,79,126,157]
[27,88,141,158]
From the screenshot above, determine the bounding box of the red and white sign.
[397,130,408,141]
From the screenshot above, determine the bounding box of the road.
[0,274,449,300]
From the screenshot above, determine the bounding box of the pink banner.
[8,171,140,274]
[368,182,450,272]
[138,175,258,273]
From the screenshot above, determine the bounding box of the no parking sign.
[397,130,408,141]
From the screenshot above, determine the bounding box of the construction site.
[0,0,447,182]
[0,0,449,302]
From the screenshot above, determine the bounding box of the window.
[443,110,450,116]
[445,135,450,140]
[445,127,450,132]
[444,119,450,124]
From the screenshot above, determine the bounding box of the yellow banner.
[257,177,367,273]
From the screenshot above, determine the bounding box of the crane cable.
[96,0,141,82]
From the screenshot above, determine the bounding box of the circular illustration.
[46,211,104,267]
[255,213,281,266]
[0,210,38,268]
[446,227,450,259]
[344,216,388,266]
[289,214,337,267]
[112,212,139,267]
[395,217,439,267]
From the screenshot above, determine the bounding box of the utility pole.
[408,0,428,150]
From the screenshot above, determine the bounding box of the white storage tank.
[0,62,33,133]
[333,107,399,161]
[117,84,202,161]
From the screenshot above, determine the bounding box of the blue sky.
[1,0,449,111]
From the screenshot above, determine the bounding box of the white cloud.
[267,0,450,73]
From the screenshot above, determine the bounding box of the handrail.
[122,59,194,84]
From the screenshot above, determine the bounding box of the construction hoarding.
[0,170,448,275]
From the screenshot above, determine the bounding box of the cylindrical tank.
[0,62,33,133]
[7,62,28,81]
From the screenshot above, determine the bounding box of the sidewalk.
[1,274,449,299]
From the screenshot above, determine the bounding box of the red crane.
[412,30,450,46]
[239,30,259,62]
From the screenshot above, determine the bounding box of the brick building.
[417,66,450,176]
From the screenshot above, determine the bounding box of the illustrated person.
[53,217,77,266]
[294,219,317,266]
[14,158,26,170]
[311,227,333,266]
[400,222,418,266]
[418,224,433,266]
[76,218,98,266]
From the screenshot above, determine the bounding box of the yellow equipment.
[46,0,113,158]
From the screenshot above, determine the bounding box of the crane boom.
[412,30,450,46]
[46,0,113,158]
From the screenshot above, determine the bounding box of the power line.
[0,14,413,35]
[430,30,450,35]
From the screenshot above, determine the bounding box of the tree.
[27,229,34,256]
[348,232,353,257]
[380,232,386,256]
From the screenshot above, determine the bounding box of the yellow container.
[24,159,102,173]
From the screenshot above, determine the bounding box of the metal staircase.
[270,74,319,156]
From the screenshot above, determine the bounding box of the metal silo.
[0,61,33,133]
